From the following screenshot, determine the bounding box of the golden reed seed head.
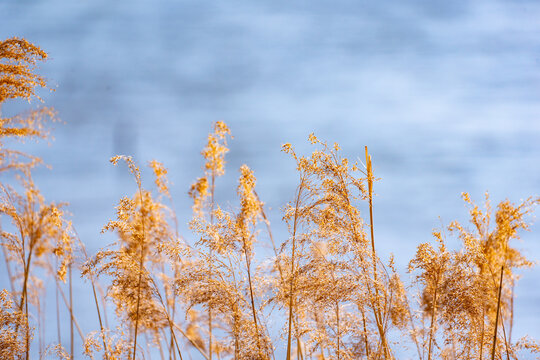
[0,37,48,104]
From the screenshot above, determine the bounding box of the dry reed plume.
[1,37,539,360]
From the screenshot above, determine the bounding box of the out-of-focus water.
[1,0,539,358]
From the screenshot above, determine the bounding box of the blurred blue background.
[1,0,539,358]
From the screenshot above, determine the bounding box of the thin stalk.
[47,261,85,341]
[132,236,145,360]
[25,288,29,360]
[254,190,282,277]
[296,314,304,360]
[254,190,287,360]
[98,284,110,329]
[157,329,166,360]
[148,277,184,360]
[90,279,110,360]
[479,309,485,360]
[173,323,210,360]
[19,245,33,311]
[167,194,180,360]
[404,295,421,360]
[55,258,62,346]
[365,146,389,359]
[146,332,158,360]
[132,184,147,360]
[37,297,43,356]
[336,301,340,360]
[69,262,74,360]
[208,172,216,360]
[509,280,514,344]
[74,230,110,360]
[6,187,33,358]
[491,265,504,360]
[313,310,326,360]
[361,308,370,358]
[502,326,511,360]
[427,277,439,360]
[157,262,173,360]
[169,327,175,360]
[18,242,34,360]
[286,180,304,360]
[492,274,513,360]
[335,148,386,357]
[242,241,264,356]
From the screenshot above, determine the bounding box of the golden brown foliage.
[0,37,72,360]
[279,135,406,360]
[1,38,539,360]
[0,289,30,359]
[0,37,55,175]
[0,37,48,104]
[409,194,539,359]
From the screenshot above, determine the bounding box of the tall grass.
[1,37,540,360]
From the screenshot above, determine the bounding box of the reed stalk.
[132,179,147,360]
[208,172,216,360]
[75,230,110,360]
[427,279,439,360]
[365,146,390,359]
[69,262,74,360]
[286,180,305,360]
[491,265,504,360]
[55,258,62,347]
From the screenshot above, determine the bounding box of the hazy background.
[1,0,539,358]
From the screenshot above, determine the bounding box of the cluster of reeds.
[1,37,539,360]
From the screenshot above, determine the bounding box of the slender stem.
[47,261,85,341]
[336,301,340,360]
[243,240,263,355]
[479,308,485,360]
[286,180,304,360]
[69,262,74,360]
[74,229,110,360]
[90,278,110,360]
[37,297,43,356]
[404,295,422,360]
[147,274,184,360]
[18,244,34,360]
[208,172,215,360]
[365,146,389,359]
[98,284,109,329]
[173,323,209,360]
[157,329,165,360]
[254,190,285,360]
[19,246,33,311]
[25,289,29,360]
[132,239,145,360]
[55,258,62,347]
[361,308,370,358]
[509,280,514,344]
[491,265,504,360]
[132,185,147,360]
[427,277,439,360]
[167,194,180,360]
[91,285,109,359]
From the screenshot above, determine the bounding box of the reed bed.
[1,37,539,360]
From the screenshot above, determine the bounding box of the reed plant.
[1,37,539,360]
